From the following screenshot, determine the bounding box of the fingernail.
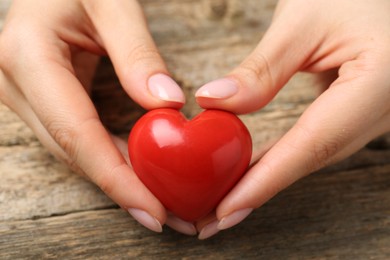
[128,208,163,233]
[198,220,220,240]
[195,78,238,99]
[217,208,253,230]
[165,215,197,236]
[148,73,185,103]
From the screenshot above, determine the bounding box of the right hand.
[194,0,390,239]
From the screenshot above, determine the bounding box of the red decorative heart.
[128,108,252,221]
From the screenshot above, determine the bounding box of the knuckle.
[234,52,274,89]
[309,139,340,171]
[298,124,342,172]
[47,121,80,162]
[46,117,121,198]
[94,163,127,197]
[46,117,100,167]
[125,41,163,70]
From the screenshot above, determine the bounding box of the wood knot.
[207,0,228,19]
[202,0,244,22]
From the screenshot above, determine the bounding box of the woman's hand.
[0,0,196,235]
[195,0,390,239]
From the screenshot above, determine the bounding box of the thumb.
[196,11,319,114]
[83,0,185,110]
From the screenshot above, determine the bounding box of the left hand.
[194,0,390,239]
[0,0,191,235]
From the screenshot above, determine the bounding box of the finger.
[195,0,366,114]
[195,212,220,240]
[195,5,321,114]
[215,54,390,230]
[165,213,197,236]
[3,80,168,233]
[0,11,168,232]
[7,45,168,231]
[82,0,185,109]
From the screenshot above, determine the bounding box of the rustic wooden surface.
[1,0,390,259]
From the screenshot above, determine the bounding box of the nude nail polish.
[217,208,253,230]
[148,73,185,103]
[128,208,163,233]
[165,215,197,236]
[198,220,220,240]
[195,78,238,99]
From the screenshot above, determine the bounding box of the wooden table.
[1,1,389,259]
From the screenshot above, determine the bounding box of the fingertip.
[94,162,167,230]
[195,76,263,114]
[217,208,253,230]
[128,208,163,233]
[195,77,241,113]
[198,220,220,240]
[84,0,186,110]
[147,73,186,107]
[122,70,185,110]
[165,214,197,236]
[195,78,238,99]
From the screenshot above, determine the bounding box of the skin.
[1,0,389,238]
[0,0,183,233]
[195,0,390,237]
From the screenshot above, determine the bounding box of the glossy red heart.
[128,108,252,221]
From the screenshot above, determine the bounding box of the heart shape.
[128,108,252,221]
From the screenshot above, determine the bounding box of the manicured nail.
[128,208,163,233]
[195,78,238,99]
[198,220,220,240]
[148,73,185,103]
[217,208,253,230]
[165,215,197,236]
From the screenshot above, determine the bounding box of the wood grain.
[1,163,390,259]
[1,0,390,259]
